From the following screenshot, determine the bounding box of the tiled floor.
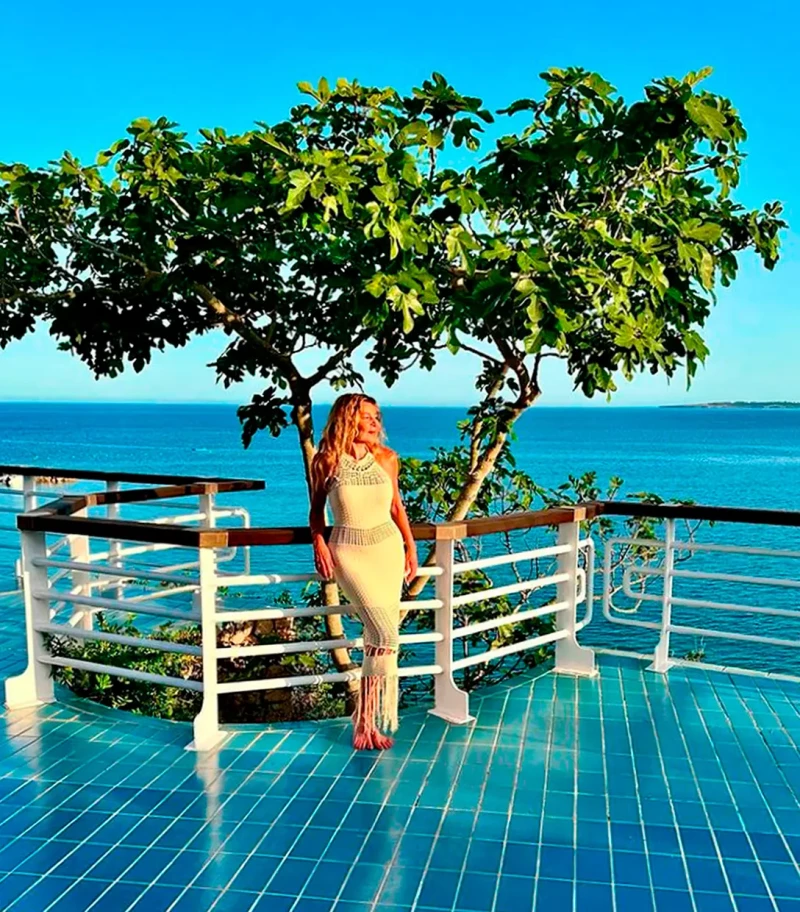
[1,589,800,911]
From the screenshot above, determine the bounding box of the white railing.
[4,503,597,750]
[602,518,800,671]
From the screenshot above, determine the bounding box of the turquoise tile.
[127,885,184,912]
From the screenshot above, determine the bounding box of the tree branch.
[457,341,505,366]
[305,325,373,388]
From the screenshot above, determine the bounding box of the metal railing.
[11,471,800,751]
[603,516,800,672]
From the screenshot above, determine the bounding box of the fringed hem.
[352,672,399,733]
[352,646,399,734]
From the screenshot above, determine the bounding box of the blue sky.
[1,0,797,407]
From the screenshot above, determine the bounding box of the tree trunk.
[291,392,360,714]
[405,396,532,603]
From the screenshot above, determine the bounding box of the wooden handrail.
[14,466,800,548]
[0,464,264,486]
[598,500,800,527]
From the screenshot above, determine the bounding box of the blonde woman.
[309,394,418,750]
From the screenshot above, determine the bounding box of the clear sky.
[1,0,798,407]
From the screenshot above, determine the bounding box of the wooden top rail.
[0,464,264,486]
[15,483,800,549]
[598,500,800,528]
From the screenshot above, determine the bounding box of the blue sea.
[2,402,800,676]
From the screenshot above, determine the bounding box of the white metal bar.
[35,623,202,656]
[651,519,676,672]
[669,624,800,651]
[216,573,316,587]
[669,596,800,620]
[607,536,667,549]
[576,537,595,632]
[454,544,570,575]
[216,663,443,695]
[215,630,442,659]
[639,564,800,591]
[452,572,568,608]
[34,558,195,586]
[453,600,570,639]
[35,590,200,622]
[40,655,204,691]
[452,628,568,671]
[672,541,800,559]
[622,565,800,619]
[122,585,199,603]
[47,536,70,557]
[602,540,662,630]
[214,598,443,623]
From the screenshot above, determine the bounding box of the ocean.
[2,402,800,676]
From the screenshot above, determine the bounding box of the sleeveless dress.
[327,449,405,732]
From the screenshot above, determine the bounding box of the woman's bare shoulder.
[374,445,399,467]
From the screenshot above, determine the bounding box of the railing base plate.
[427,708,476,725]
[184,732,228,752]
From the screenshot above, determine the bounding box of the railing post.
[554,518,597,676]
[649,519,675,673]
[15,475,38,587]
[5,530,55,708]
[190,490,225,751]
[190,546,224,750]
[22,475,38,513]
[106,480,122,601]
[199,489,216,528]
[429,537,473,724]
[69,508,92,630]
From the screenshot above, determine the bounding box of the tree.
[0,68,786,622]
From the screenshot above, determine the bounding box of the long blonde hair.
[312,393,386,489]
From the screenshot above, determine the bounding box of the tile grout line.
[438,689,508,912]
[681,671,780,912]
[529,673,559,911]
[488,669,539,912]
[596,666,618,912]
[616,665,660,909]
[634,669,699,912]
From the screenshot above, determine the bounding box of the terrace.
[0,465,799,911]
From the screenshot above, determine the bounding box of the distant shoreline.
[663,402,800,410]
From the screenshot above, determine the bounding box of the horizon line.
[0,399,759,409]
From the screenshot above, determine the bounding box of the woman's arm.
[309,462,328,543]
[309,458,335,579]
[384,450,415,549]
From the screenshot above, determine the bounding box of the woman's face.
[355,401,381,445]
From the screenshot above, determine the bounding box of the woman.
[309,394,418,750]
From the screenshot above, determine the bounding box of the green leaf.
[686,97,729,140]
[699,248,715,290]
[682,220,723,244]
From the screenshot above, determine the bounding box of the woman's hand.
[313,538,336,581]
[404,542,418,584]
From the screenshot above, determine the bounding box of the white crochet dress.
[327,449,404,732]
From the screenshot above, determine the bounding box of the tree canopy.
[0,66,785,451]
